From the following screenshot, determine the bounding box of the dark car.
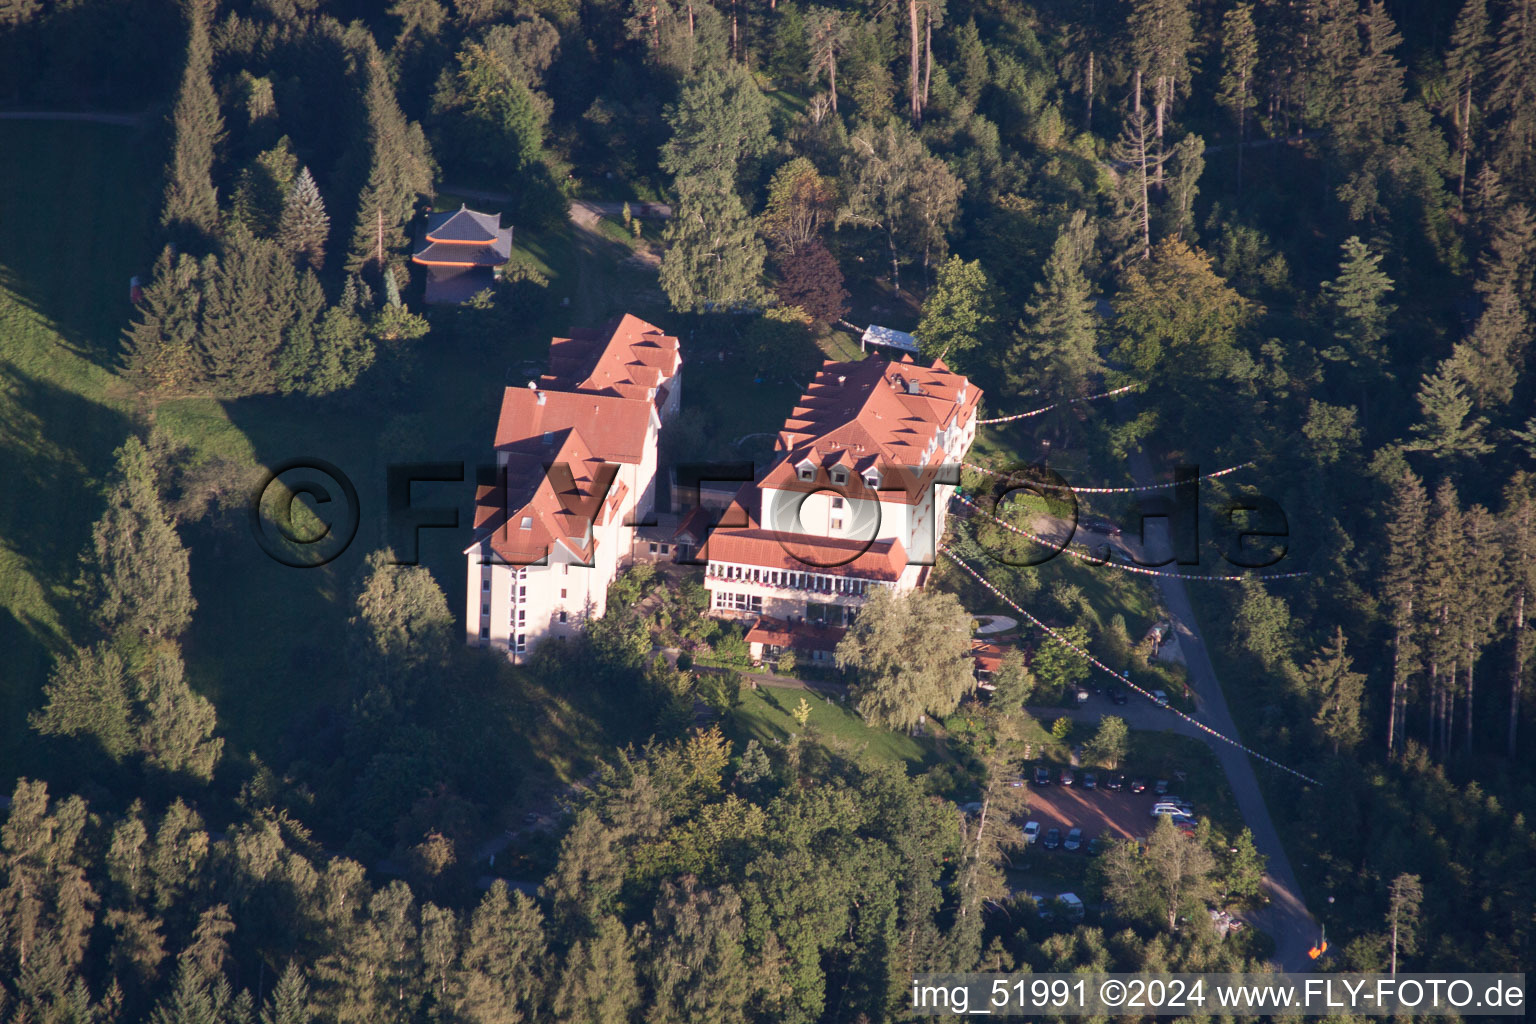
[1154,779,1170,795]
[1087,835,1108,855]
[1058,767,1075,786]
[1064,827,1083,851]
[1130,778,1147,793]
[1043,828,1062,850]
[1106,773,1125,791]
[1034,766,1052,786]
[1082,772,1098,791]
[1083,517,1123,537]
[1111,688,1129,705]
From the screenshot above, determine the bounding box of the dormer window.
[832,468,847,485]
[865,473,879,489]
[798,464,815,482]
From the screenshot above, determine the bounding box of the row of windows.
[707,563,875,596]
[713,591,763,612]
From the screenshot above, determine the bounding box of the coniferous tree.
[259,964,313,1024]
[1453,284,1529,407]
[30,644,136,760]
[660,184,769,312]
[1162,132,1204,241]
[346,39,435,275]
[453,882,547,1024]
[1420,480,1464,755]
[1381,469,1427,754]
[276,167,329,271]
[805,7,849,113]
[84,438,195,641]
[160,0,223,248]
[133,646,223,782]
[1109,105,1162,264]
[640,877,755,1024]
[1302,627,1366,754]
[1456,505,1508,753]
[1386,873,1423,974]
[1408,367,1492,457]
[1216,4,1259,192]
[1010,212,1101,400]
[551,915,639,1024]
[1488,0,1536,183]
[123,249,209,398]
[1446,0,1493,202]
[1127,0,1194,147]
[1503,482,1536,757]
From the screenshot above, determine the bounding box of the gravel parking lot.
[1019,780,1186,846]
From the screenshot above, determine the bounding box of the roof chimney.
[838,375,846,385]
[527,380,537,389]
[536,390,546,405]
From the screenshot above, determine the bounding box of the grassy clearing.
[726,682,946,771]
[0,121,158,776]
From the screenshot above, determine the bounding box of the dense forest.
[1,0,1534,1020]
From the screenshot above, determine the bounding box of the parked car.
[1058,767,1075,786]
[1106,773,1126,791]
[1130,778,1147,793]
[1083,517,1122,537]
[1153,689,1170,707]
[1082,772,1098,791]
[1111,688,1129,705]
[1023,821,1041,844]
[1064,827,1083,851]
[1087,835,1108,855]
[1043,828,1062,850]
[1155,779,1170,795]
[1075,688,1090,704]
[1034,766,1051,785]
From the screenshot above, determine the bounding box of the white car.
[1022,821,1041,845]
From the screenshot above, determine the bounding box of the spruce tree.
[453,882,548,1023]
[346,39,435,275]
[1420,480,1464,755]
[1302,627,1366,754]
[1488,0,1536,182]
[1216,4,1259,191]
[160,0,224,248]
[133,646,223,782]
[1503,482,1536,757]
[1109,105,1163,264]
[1010,212,1101,400]
[1321,236,1395,374]
[1454,284,1529,407]
[84,437,195,641]
[277,167,329,271]
[1127,0,1195,146]
[1408,367,1492,457]
[29,644,136,760]
[1381,469,1427,754]
[122,248,208,398]
[1446,0,1493,201]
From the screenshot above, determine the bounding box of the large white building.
[464,315,681,659]
[688,354,981,659]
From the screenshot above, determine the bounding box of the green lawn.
[0,121,159,777]
[727,683,946,771]
[0,121,646,782]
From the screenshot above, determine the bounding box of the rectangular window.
[833,469,847,484]
[660,544,669,554]
[479,626,490,639]
[560,588,567,599]
[482,579,490,591]
[481,603,490,615]
[649,542,658,553]
[559,611,568,623]
[515,634,526,653]
[832,497,844,509]
[562,563,569,575]
[831,518,843,530]
[517,609,526,624]
[519,586,526,598]
[799,467,814,481]
[750,595,762,612]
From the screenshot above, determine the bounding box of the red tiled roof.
[703,527,908,580]
[542,314,681,405]
[970,638,1018,674]
[761,355,982,504]
[473,426,629,564]
[494,388,653,465]
[744,615,846,653]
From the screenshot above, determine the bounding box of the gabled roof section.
[701,527,909,581]
[494,386,653,465]
[762,354,982,500]
[473,426,630,565]
[542,314,681,405]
